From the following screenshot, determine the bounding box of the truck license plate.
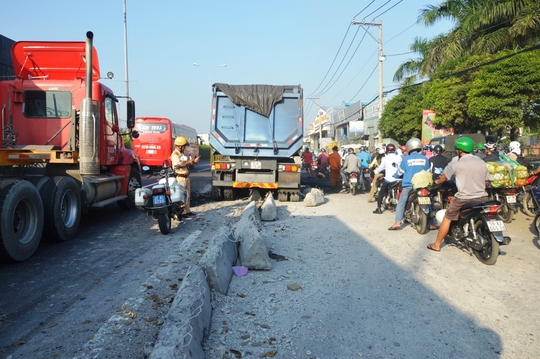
[506,195,517,204]
[418,197,431,205]
[487,220,506,232]
[153,194,166,206]
[251,161,261,169]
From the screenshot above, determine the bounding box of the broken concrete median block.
[303,188,325,207]
[150,265,211,359]
[234,204,271,270]
[260,193,277,221]
[199,228,238,295]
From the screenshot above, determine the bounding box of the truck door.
[103,95,119,165]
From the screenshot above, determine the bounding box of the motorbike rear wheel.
[158,211,172,235]
[350,183,356,196]
[521,191,536,217]
[498,198,514,223]
[534,215,540,235]
[473,219,499,265]
[414,203,428,235]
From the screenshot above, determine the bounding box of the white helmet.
[435,209,446,226]
[509,141,521,155]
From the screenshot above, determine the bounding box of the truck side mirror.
[126,100,136,128]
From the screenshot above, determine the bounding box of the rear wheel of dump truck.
[118,167,142,210]
[278,191,288,202]
[0,180,44,262]
[39,176,81,242]
[223,173,235,201]
[211,186,223,201]
[290,191,300,202]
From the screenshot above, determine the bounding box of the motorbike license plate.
[418,197,431,205]
[350,177,357,183]
[487,220,506,232]
[506,195,517,204]
[153,194,166,206]
[251,161,261,170]
[364,172,370,178]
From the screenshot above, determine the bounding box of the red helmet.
[400,145,407,153]
[386,143,396,154]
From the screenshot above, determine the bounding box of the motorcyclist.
[429,144,451,181]
[474,142,486,159]
[483,142,500,162]
[171,136,200,216]
[427,136,490,252]
[388,138,430,230]
[357,146,371,191]
[367,146,386,202]
[507,141,521,161]
[315,148,329,179]
[340,147,362,193]
[372,143,402,213]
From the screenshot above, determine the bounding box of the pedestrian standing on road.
[427,137,490,252]
[171,136,200,216]
[328,146,342,191]
[388,138,430,230]
[373,144,401,213]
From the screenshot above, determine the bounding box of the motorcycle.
[439,200,511,265]
[487,186,518,223]
[381,179,402,212]
[403,186,431,234]
[519,173,539,217]
[361,167,371,192]
[135,159,188,234]
[312,160,328,179]
[347,172,361,195]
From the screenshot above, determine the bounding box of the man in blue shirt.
[357,146,371,192]
[388,138,430,230]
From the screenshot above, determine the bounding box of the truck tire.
[223,173,235,201]
[290,192,300,202]
[0,180,44,262]
[39,176,81,242]
[211,186,223,201]
[118,167,142,210]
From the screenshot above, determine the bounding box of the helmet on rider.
[348,147,354,153]
[174,136,188,146]
[400,145,407,154]
[405,138,422,154]
[376,146,385,154]
[476,142,485,150]
[454,136,475,153]
[433,144,443,154]
[485,142,496,151]
[386,143,396,154]
[509,141,521,154]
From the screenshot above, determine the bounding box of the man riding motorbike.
[373,143,402,213]
[340,147,362,193]
[427,136,491,252]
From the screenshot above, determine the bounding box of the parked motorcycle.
[403,186,431,234]
[135,159,188,234]
[440,200,511,265]
[487,187,518,223]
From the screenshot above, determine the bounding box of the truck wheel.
[118,167,142,210]
[223,173,235,201]
[278,191,288,202]
[290,192,300,202]
[40,176,81,242]
[0,180,44,262]
[211,186,223,201]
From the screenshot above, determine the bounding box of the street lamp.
[193,63,227,91]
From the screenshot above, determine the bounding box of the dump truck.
[210,83,303,201]
[0,32,141,262]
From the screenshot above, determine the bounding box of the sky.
[2,0,453,135]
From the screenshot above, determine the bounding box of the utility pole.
[307,97,322,149]
[351,19,384,118]
[123,0,130,118]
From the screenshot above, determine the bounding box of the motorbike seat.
[389,179,402,188]
[461,199,500,211]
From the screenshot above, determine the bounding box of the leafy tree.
[467,49,540,135]
[378,84,425,143]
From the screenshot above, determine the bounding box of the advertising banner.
[421,109,453,144]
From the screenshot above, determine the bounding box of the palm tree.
[418,0,540,70]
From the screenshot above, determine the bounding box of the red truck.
[0,32,141,262]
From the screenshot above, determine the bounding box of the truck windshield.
[24,90,71,118]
